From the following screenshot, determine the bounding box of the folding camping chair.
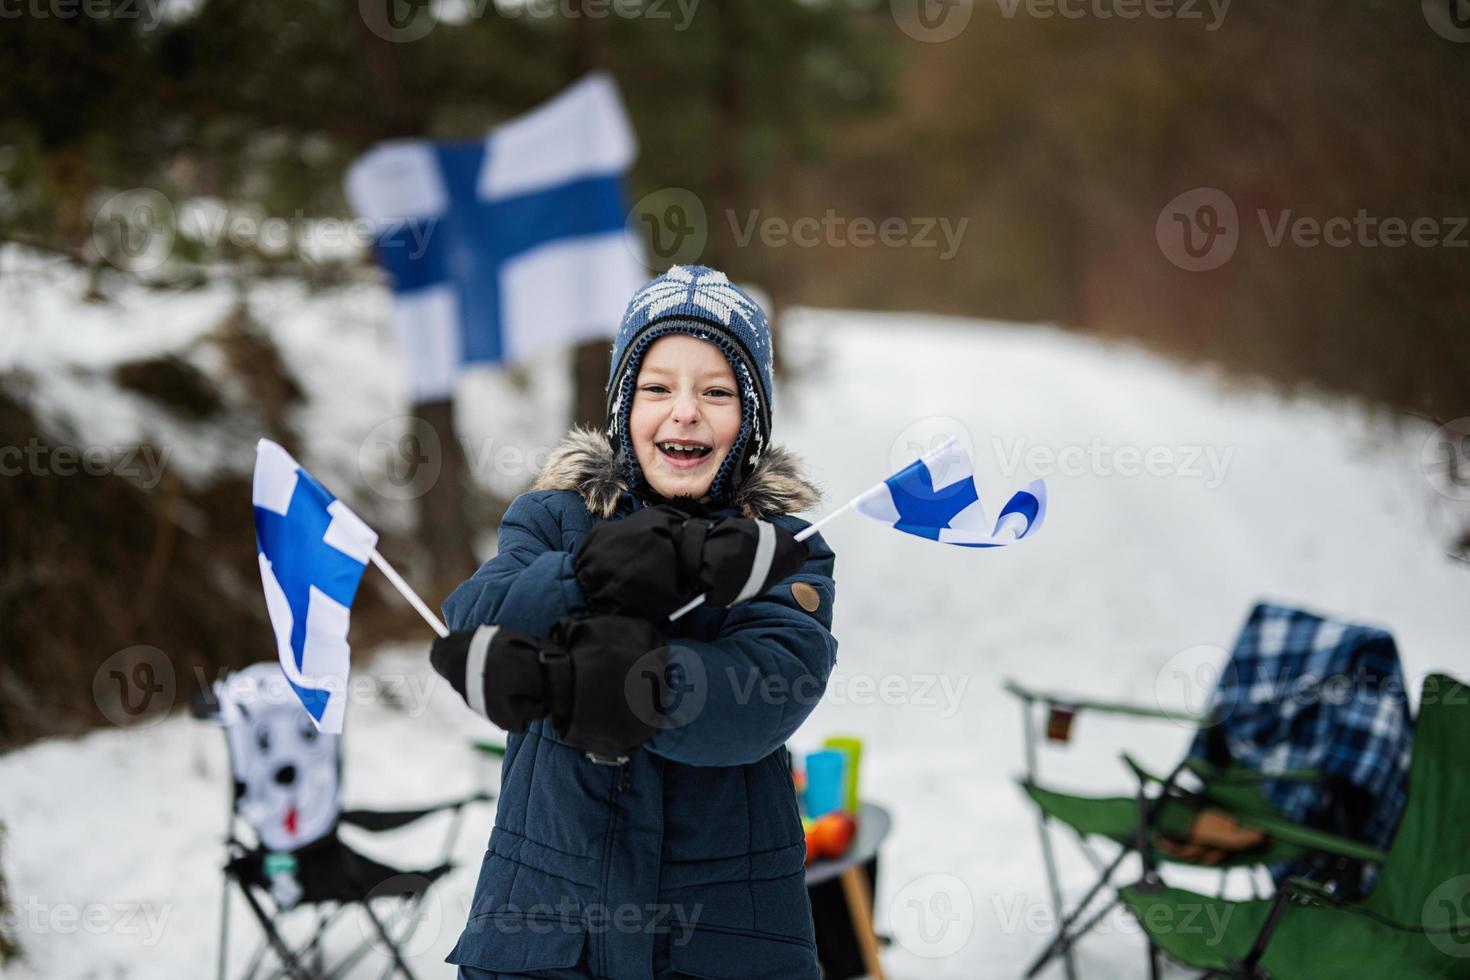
[1118,672,1469,979]
[1007,602,1413,978]
[193,663,493,980]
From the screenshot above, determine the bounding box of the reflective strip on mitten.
[429,624,556,733]
[698,517,807,606]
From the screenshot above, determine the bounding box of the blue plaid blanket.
[1186,602,1414,883]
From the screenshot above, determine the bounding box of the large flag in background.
[345,72,646,401]
[252,439,379,732]
[853,437,1047,547]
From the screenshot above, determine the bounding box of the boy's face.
[629,334,742,502]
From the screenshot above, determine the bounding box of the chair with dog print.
[193,662,492,980]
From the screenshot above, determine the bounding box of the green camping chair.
[1119,672,1470,979]
[1005,680,1382,979]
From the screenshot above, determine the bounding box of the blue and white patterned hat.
[605,265,775,503]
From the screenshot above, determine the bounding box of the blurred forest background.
[2,0,1467,751]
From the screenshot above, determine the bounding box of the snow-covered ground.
[3,249,1469,978]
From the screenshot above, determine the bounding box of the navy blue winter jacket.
[441,428,837,979]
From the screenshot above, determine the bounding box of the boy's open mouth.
[657,440,713,464]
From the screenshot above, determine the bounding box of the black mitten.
[548,614,667,761]
[680,515,809,607]
[430,616,667,762]
[573,505,693,619]
[429,625,568,734]
[575,505,810,618]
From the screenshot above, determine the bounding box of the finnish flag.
[853,437,1047,547]
[345,72,647,402]
[252,439,379,732]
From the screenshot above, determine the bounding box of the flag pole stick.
[369,549,450,638]
[794,500,854,543]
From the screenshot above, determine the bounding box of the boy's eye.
[705,388,734,398]
[639,384,670,394]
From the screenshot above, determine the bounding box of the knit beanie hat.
[605,265,775,504]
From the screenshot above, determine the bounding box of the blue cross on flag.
[852,437,1047,547]
[252,439,379,732]
[345,72,647,402]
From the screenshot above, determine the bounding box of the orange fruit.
[812,812,856,858]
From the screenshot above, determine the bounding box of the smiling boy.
[429,265,839,979]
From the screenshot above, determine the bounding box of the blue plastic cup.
[804,749,846,819]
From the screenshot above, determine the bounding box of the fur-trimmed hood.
[530,426,822,520]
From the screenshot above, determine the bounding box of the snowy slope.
[3,260,1468,978]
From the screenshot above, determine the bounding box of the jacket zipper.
[597,759,624,978]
